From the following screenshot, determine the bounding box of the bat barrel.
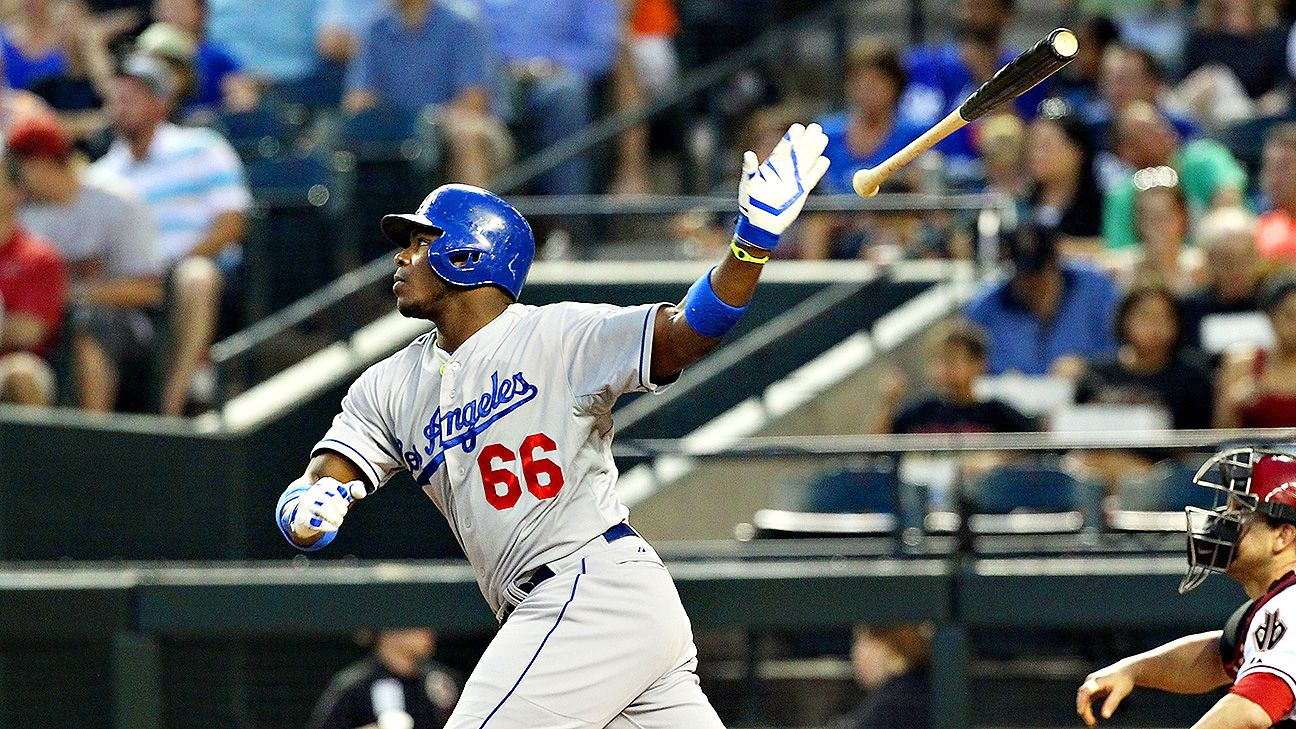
[959,28,1078,122]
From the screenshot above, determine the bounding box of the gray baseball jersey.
[315,301,662,616]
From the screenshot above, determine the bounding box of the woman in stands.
[1074,282,1214,491]
[1026,99,1104,250]
[1078,282,1214,431]
[1216,274,1296,428]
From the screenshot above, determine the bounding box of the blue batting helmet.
[381,184,535,300]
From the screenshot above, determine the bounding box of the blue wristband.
[683,267,748,338]
[276,484,337,552]
[734,214,780,250]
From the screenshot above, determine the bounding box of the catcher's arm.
[1077,631,1230,726]
[651,122,830,383]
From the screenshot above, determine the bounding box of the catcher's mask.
[1181,447,1296,593]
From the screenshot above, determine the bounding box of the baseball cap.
[6,116,72,162]
[135,22,197,65]
[119,53,179,103]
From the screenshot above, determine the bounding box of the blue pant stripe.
[478,558,587,728]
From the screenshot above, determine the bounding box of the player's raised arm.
[650,123,831,384]
[1076,631,1231,726]
[274,452,371,551]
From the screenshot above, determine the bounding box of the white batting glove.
[288,477,367,540]
[735,122,831,250]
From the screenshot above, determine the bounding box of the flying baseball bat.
[852,28,1079,197]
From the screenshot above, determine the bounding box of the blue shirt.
[476,0,620,78]
[898,44,1051,166]
[965,264,1119,376]
[0,27,68,90]
[188,42,242,112]
[207,0,320,83]
[347,2,492,111]
[814,111,927,195]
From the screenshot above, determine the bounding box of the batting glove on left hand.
[735,122,831,250]
[287,477,367,541]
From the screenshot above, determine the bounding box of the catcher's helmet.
[1181,447,1296,593]
[381,184,535,300]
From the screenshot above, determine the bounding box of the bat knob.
[852,168,881,198]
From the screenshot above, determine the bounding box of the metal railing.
[613,428,1296,459]
[208,192,1011,411]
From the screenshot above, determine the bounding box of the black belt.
[514,522,638,596]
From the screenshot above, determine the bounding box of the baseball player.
[275,123,831,728]
[1076,447,1296,728]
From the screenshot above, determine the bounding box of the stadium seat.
[744,459,925,541]
[336,107,443,262]
[214,104,298,161]
[933,463,1102,534]
[1108,458,1215,532]
[241,151,341,316]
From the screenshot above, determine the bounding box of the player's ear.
[1275,522,1296,554]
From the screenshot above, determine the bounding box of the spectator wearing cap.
[478,0,621,196]
[206,0,321,87]
[1256,122,1296,262]
[8,115,167,412]
[141,1,259,121]
[965,222,1119,376]
[1104,101,1246,250]
[343,0,509,188]
[89,54,250,415]
[0,151,66,407]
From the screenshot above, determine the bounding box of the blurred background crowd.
[5,0,1296,428]
[5,1,1296,727]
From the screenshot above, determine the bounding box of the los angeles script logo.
[407,371,538,484]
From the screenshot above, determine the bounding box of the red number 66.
[477,433,566,510]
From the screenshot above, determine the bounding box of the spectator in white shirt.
[89,54,251,415]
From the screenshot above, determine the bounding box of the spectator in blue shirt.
[798,39,927,259]
[206,0,321,86]
[478,0,621,196]
[815,40,926,196]
[343,0,508,187]
[897,0,1050,185]
[141,1,260,120]
[966,222,1119,376]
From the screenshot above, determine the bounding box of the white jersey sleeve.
[313,356,405,490]
[556,301,668,400]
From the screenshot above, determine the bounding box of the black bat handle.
[959,28,1078,122]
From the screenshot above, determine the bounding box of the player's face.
[393,230,450,319]
[1228,513,1277,581]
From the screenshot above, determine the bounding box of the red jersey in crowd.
[1257,209,1296,261]
[0,227,66,357]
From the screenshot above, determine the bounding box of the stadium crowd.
[0,0,1295,443]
